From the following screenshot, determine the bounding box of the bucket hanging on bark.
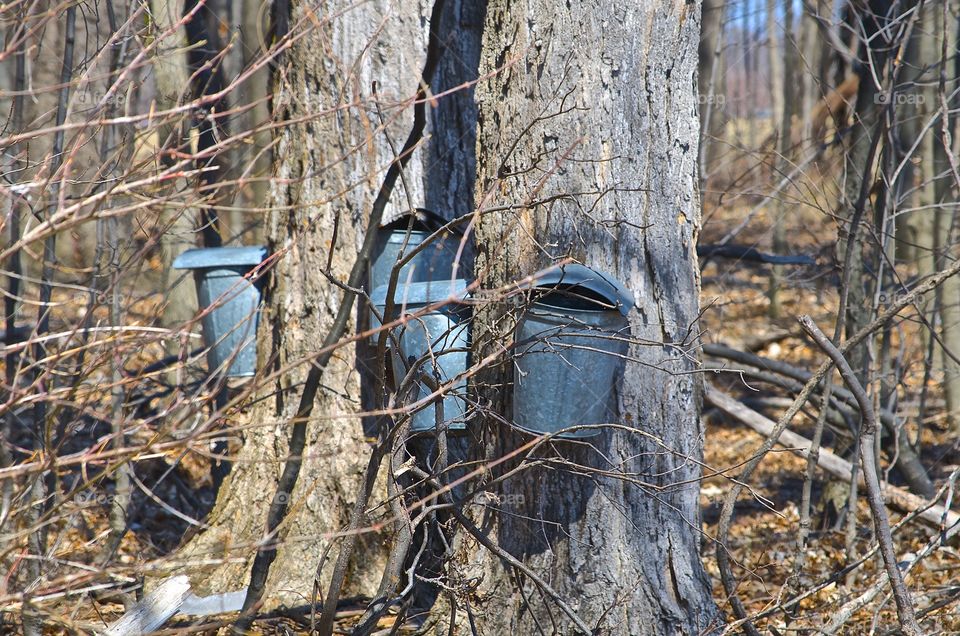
[368,209,465,293]
[371,279,470,434]
[173,246,267,378]
[512,264,634,439]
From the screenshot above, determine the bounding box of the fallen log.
[697,244,816,265]
[705,384,959,538]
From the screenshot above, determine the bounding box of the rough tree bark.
[174,0,483,608]
[446,1,719,634]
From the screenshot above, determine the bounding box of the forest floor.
[699,274,960,633]
[697,157,960,633]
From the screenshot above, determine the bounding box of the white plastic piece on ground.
[179,587,248,616]
[103,575,191,636]
[102,577,249,635]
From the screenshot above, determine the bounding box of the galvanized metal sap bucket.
[368,210,464,293]
[513,265,635,438]
[372,279,470,433]
[173,246,267,378]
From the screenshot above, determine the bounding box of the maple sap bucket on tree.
[513,264,635,439]
[173,246,267,378]
[368,210,465,294]
[371,279,470,433]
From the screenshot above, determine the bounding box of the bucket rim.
[523,264,634,316]
[371,278,470,308]
[378,208,450,233]
[510,421,604,439]
[519,304,633,328]
[173,245,267,270]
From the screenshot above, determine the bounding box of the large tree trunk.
[175,0,428,605]
[446,1,718,633]
[175,0,483,608]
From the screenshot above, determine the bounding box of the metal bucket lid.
[377,209,467,244]
[526,264,634,316]
[379,207,448,232]
[380,229,432,245]
[173,246,268,270]
[372,279,470,309]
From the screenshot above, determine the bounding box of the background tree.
[700,0,728,177]
[769,0,797,318]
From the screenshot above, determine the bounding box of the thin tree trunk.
[817,0,833,94]
[225,0,270,244]
[900,0,950,432]
[935,0,960,432]
[744,1,756,150]
[96,0,133,565]
[767,0,784,134]
[24,7,77,634]
[1,6,28,534]
[446,1,718,633]
[184,0,226,247]
[799,0,823,142]
[839,19,885,383]
[770,0,795,318]
[150,0,199,336]
[699,0,726,179]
